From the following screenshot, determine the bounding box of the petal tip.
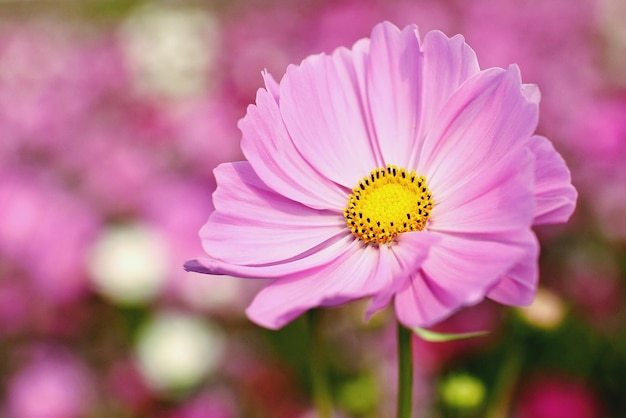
[184,259,208,274]
[262,69,280,100]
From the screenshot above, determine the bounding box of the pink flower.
[186,22,576,329]
[516,375,603,418]
[4,347,94,418]
[0,170,100,304]
[167,392,236,418]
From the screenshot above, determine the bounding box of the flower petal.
[279,44,378,188]
[365,22,423,168]
[395,270,457,329]
[365,231,440,318]
[261,70,280,101]
[417,65,538,194]
[487,232,539,305]
[529,135,577,225]
[409,31,480,167]
[201,162,345,265]
[245,238,389,329]
[186,234,352,279]
[239,86,347,211]
[429,147,535,234]
[394,231,527,328]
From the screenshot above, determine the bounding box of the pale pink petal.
[395,231,528,327]
[261,70,280,101]
[409,31,480,167]
[417,65,538,194]
[239,87,346,211]
[365,22,423,168]
[521,83,541,104]
[201,162,345,265]
[429,147,535,234]
[529,135,577,225]
[395,270,458,329]
[279,45,378,188]
[349,38,385,166]
[365,231,440,318]
[186,234,353,279]
[245,239,388,329]
[487,232,539,305]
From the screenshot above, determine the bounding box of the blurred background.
[0,0,625,417]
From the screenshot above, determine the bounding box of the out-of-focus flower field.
[0,0,624,417]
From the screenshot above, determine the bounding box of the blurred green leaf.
[337,374,379,415]
[413,327,489,342]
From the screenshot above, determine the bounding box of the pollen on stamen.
[343,165,434,245]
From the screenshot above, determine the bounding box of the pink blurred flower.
[166,98,244,178]
[568,270,622,325]
[573,96,626,167]
[562,248,623,327]
[106,359,153,413]
[0,24,82,154]
[0,23,132,160]
[221,4,309,102]
[306,0,387,54]
[0,21,241,214]
[0,22,174,213]
[381,0,458,35]
[4,348,94,418]
[569,95,626,240]
[186,22,576,329]
[0,171,100,304]
[0,277,31,335]
[457,0,601,153]
[167,392,236,418]
[516,375,603,418]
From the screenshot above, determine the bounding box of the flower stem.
[485,346,523,418]
[308,310,332,418]
[397,322,413,418]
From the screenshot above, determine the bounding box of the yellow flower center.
[344,165,433,245]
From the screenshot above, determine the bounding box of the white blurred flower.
[120,3,220,98]
[135,311,225,393]
[517,287,566,330]
[179,272,242,311]
[87,223,169,305]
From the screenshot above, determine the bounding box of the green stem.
[397,322,413,418]
[308,310,332,418]
[484,346,523,418]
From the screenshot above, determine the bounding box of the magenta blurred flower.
[106,359,153,413]
[574,96,626,167]
[516,375,603,418]
[167,392,236,418]
[186,22,576,329]
[0,278,31,335]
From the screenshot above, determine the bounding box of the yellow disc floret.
[344,165,433,245]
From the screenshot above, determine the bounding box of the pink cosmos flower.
[186,22,576,329]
